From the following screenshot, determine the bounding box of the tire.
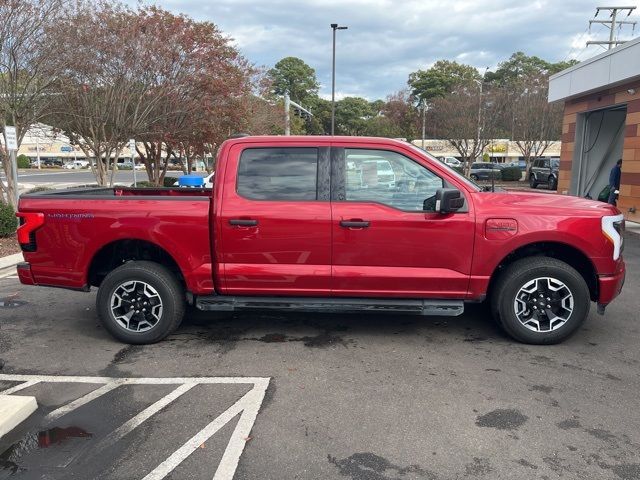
[470,174,479,181]
[96,261,185,344]
[529,174,537,188]
[490,257,590,344]
[548,176,557,191]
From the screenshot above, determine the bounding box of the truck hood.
[474,191,618,216]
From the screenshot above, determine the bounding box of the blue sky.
[133,0,640,100]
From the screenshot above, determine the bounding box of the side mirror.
[435,188,464,213]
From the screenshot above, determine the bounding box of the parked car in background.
[470,162,502,181]
[438,156,462,168]
[529,158,559,190]
[118,160,134,169]
[62,160,87,169]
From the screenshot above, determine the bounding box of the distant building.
[19,124,84,165]
[549,35,640,223]
[411,139,561,162]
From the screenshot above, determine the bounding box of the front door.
[331,146,475,298]
[217,144,332,296]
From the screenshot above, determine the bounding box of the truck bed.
[17,186,213,293]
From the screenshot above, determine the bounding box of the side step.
[195,296,464,317]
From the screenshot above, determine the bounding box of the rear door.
[330,146,475,298]
[217,143,332,296]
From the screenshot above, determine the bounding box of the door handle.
[229,219,258,227]
[340,220,370,228]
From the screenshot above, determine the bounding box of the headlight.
[602,214,625,260]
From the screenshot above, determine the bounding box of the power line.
[586,6,637,50]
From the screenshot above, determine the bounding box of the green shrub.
[482,153,490,162]
[0,202,17,237]
[17,154,31,169]
[500,166,523,181]
[163,176,178,187]
[27,186,53,193]
[130,177,179,188]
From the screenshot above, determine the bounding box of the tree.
[430,85,505,176]
[365,90,420,140]
[334,97,375,136]
[509,76,563,176]
[50,3,253,185]
[408,60,481,103]
[0,0,66,207]
[268,57,319,104]
[484,52,578,86]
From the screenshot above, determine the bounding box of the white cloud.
[131,0,640,98]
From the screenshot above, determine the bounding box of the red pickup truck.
[15,136,626,345]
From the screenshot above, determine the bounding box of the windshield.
[407,144,481,192]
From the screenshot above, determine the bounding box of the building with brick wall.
[549,36,640,223]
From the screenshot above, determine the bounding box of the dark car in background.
[529,158,559,190]
[470,162,502,181]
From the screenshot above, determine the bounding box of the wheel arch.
[87,239,185,289]
[487,241,598,302]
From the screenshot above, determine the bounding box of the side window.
[237,148,318,201]
[343,149,444,212]
[543,159,550,168]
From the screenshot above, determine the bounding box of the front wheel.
[548,175,557,190]
[491,257,590,344]
[96,261,185,344]
[529,175,537,188]
[470,174,479,181]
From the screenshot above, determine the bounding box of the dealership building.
[549,36,640,223]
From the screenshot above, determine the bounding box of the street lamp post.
[331,23,348,136]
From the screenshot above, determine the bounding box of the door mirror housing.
[435,188,464,213]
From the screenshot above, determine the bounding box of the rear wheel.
[96,261,185,344]
[470,174,479,181]
[491,257,590,344]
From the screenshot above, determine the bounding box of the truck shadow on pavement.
[173,302,509,349]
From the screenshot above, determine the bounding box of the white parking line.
[96,382,197,451]
[0,380,39,395]
[45,380,126,422]
[0,374,270,480]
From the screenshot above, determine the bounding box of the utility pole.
[283,93,313,136]
[421,100,427,150]
[284,93,291,136]
[331,23,348,136]
[587,6,637,49]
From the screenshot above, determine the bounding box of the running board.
[195,296,464,316]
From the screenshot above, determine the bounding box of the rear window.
[237,148,318,201]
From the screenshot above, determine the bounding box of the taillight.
[16,212,45,252]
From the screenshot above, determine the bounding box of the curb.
[0,395,38,439]
[0,253,23,279]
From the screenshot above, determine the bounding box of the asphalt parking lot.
[0,234,639,480]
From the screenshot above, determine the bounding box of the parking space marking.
[45,380,126,422]
[0,374,270,480]
[0,379,39,395]
[96,382,197,452]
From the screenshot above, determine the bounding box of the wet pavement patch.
[475,409,528,430]
[516,459,538,469]
[258,333,287,343]
[0,426,92,478]
[0,299,26,308]
[529,384,553,394]
[328,452,436,480]
[464,457,492,476]
[250,332,348,348]
[556,418,581,430]
[586,428,617,442]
